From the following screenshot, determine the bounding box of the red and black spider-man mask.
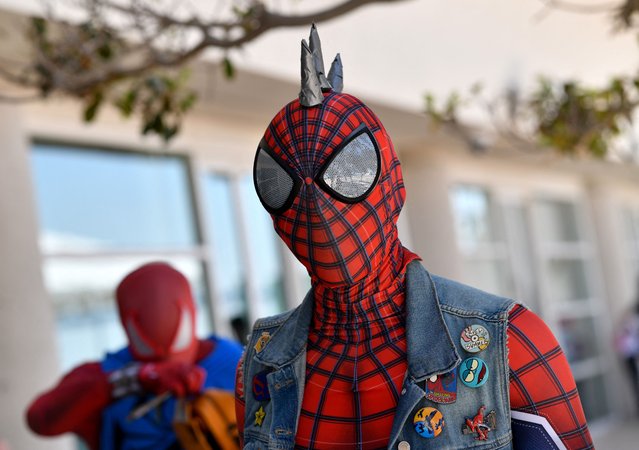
[253,26,405,288]
[116,262,198,363]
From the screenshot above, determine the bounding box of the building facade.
[1,14,639,450]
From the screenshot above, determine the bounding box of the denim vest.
[241,262,516,450]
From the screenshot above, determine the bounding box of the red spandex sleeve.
[26,362,112,450]
[507,304,593,449]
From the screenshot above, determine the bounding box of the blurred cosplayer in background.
[235,26,594,450]
[27,262,243,450]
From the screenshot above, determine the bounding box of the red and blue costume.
[27,262,242,450]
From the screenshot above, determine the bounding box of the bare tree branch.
[0,0,408,141]
[536,0,619,14]
[7,0,407,96]
[534,0,639,29]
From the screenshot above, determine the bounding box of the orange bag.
[173,389,240,450]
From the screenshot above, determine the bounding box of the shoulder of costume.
[409,260,519,320]
[251,307,298,331]
[101,345,133,371]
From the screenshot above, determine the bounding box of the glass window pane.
[450,185,497,247]
[32,144,198,252]
[202,174,248,328]
[240,175,286,317]
[43,257,212,371]
[536,199,581,242]
[576,375,609,422]
[556,316,599,363]
[546,259,590,302]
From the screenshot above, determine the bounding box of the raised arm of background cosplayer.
[507,304,594,450]
[26,362,111,450]
[235,358,246,448]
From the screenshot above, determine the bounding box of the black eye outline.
[315,125,381,204]
[252,139,302,215]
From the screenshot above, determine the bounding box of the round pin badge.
[460,357,489,388]
[413,407,445,438]
[460,324,490,353]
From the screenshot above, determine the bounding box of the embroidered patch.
[462,406,496,440]
[413,407,445,438]
[425,370,457,404]
[254,406,266,427]
[254,331,271,353]
[252,370,271,401]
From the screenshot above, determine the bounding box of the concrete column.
[588,182,637,418]
[0,103,72,450]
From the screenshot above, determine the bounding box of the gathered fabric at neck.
[296,244,419,450]
[311,238,418,333]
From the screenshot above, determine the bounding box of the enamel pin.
[460,357,489,388]
[254,331,271,353]
[425,371,457,404]
[460,324,490,353]
[462,406,496,441]
[413,407,445,438]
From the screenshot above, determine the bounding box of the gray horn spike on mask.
[299,24,341,107]
[299,39,324,107]
[328,53,343,94]
[309,24,332,92]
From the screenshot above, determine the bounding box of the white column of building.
[0,103,72,450]
[588,182,637,418]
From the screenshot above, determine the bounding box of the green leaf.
[31,17,47,37]
[162,125,179,142]
[97,43,113,60]
[115,89,138,117]
[588,136,607,158]
[83,90,104,122]
[179,92,197,112]
[223,57,235,79]
[142,114,161,135]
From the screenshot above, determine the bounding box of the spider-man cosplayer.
[235,26,593,450]
[27,262,243,450]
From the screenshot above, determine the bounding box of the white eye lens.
[171,307,193,352]
[125,318,154,357]
[321,131,378,200]
[254,148,295,211]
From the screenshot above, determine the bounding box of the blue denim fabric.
[241,262,516,450]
